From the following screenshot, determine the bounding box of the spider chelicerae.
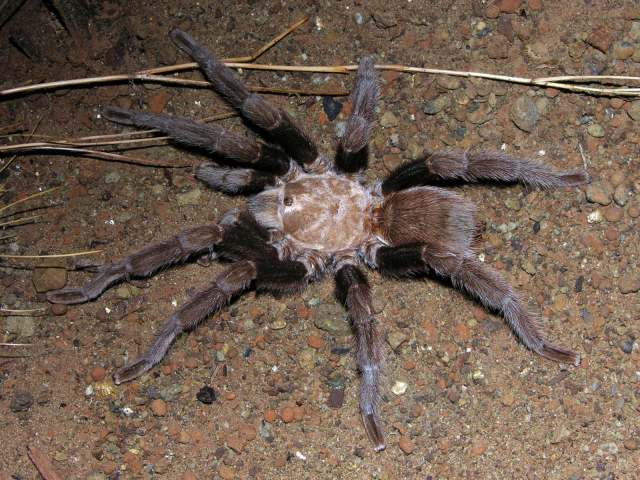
[47,29,589,451]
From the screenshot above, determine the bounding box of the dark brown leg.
[113,260,256,384]
[197,163,277,194]
[46,225,222,304]
[335,264,385,451]
[382,150,589,194]
[170,29,318,164]
[103,107,291,175]
[335,56,378,173]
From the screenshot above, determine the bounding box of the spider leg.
[336,56,379,173]
[382,150,590,194]
[197,163,277,195]
[374,245,579,365]
[103,107,291,175]
[46,225,222,304]
[335,264,385,452]
[113,260,256,384]
[170,29,318,165]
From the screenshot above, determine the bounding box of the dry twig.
[27,446,64,480]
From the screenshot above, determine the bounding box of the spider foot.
[362,411,386,452]
[557,169,591,187]
[113,357,154,384]
[102,106,135,125]
[540,343,581,367]
[46,287,90,305]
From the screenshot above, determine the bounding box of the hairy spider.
[47,29,589,451]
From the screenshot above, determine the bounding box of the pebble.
[148,91,170,113]
[386,330,408,350]
[380,111,399,128]
[280,406,295,423]
[621,338,635,354]
[4,316,36,337]
[327,388,345,409]
[298,348,315,370]
[322,96,342,121]
[587,210,603,224]
[470,438,487,456]
[10,391,33,412]
[596,442,618,456]
[176,189,202,206]
[269,318,287,330]
[150,399,167,416]
[586,184,611,205]
[264,410,277,423]
[603,206,623,222]
[90,367,107,382]
[391,381,408,395]
[586,123,605,138]
[160,384,182,401]
[627,100,640,120]
[423,95,450,115]
[623,438,639,450]
[613,184,630,206]
[619,274,640,294]
[354,12,364,25]
[307,335,324,349]
[510,95,539,132]
[398,435,415,454]
[50,303,67,316]
[32,268,67,293]
[104,171,120,184]
[612,41,635,60]
[313,303,352,335]
[196,385,216,404]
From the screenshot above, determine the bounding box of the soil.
[1,1,640,479]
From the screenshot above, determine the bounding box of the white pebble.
[295,451,307,460]
[392,380,408,395]
[587,210,603,224]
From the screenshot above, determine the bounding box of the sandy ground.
[1,1,639,479]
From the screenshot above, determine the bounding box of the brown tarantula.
[47,29,589,451]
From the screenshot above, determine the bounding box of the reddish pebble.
[307,335,324,350]
[148,90,170,113]
[225,392,237,401]
[471,438,488,456]
[264,409,277,423]
[50,303,67,316]
[218,464,235,480]
[185,357,198,369]
[293,405,305,421]
[280,406,295,423]
[399,435,416,454]
[180,472,197,480]
[226,434,245,453]
[604,206,623,222]
[101,461,117,475]
[150,399,167,416]
[498,0,522,13]
[628,204,640,218]
[90,366,106,382]
[403,359,416,370]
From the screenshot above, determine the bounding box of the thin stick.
[0,214,41,228]
[0,342,32,346]
[0,186,60,214]
[0,143,191,167]
[0,115,43,176]
[0,308,46,316]
[0,249,102,258]
[27,446,64,480]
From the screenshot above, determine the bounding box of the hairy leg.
[103,107,290,175]
[335,56,378,173]
[170,29,318,164]
[335,264,385,451]
[382,150,589,194]
[197,163,277,194]
[374,245,579,365]
[113,260,256,384]
[46,225,222,304]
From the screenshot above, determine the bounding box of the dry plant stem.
[0,249,102,259]
[0,342,32,346]
[0,186,60,214]
[27,446,64,480]
[0,308,46,316]
[0,214,40,227]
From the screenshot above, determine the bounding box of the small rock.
[150,399,167,416]
[587,123,605,138]
[354,12,364,25]
[423,95,450,115]
[148,91,170,113]
[322,96,342,121]
[226,435,245,453]
[550,426,572,444]
[586,184,611,205]
[90,367,107,382]
[380,111,398,128]
[307,335,324,350]
[623,438,639,450]
[196,385,216,404]
[510,95,539,132]
[521,260,536,275]
[613,184,630,206]
[313,303,352,335]
[386,330,408,350]
[10,391,33,412]
[327,388,345,409]
[603,206,623,222]
[298,348,315,370]
[587,210,603,224]
[398,435,415,454]
[176,189,202,206]
[500,391,515,406]
[280,406,295,423]
[104,171,120,184]
[619,274,640,294]
[621,338,635,354]
[487,34,510,59]
[470,438,487,456]
[391,381,408,395]
[269,318,287,330]
[586,26,613,53]
[32,268,67,293]
[627,100,640,120]
[50,303,67,316]
[436,76,461,90]
[597,442,618,456]
[5,316,36,337]
[612,41,635,60]
[264,410,277,423]
[498,0,522,13]
[160,384,182,401]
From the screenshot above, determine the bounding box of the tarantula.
[47,29,589,451]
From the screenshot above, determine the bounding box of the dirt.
[1,1,640,479]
